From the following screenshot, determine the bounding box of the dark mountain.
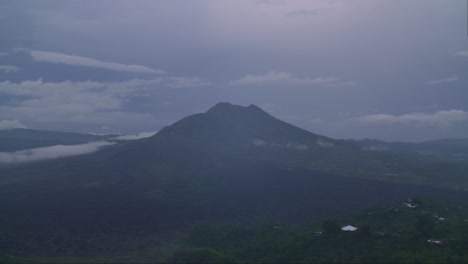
[131,103,371,180]
[138,103,466,188]
[2,103,467,189]
[0,128,117,151]
[0,103,467,262]
[156,102,356,151]
[2,103,467,191]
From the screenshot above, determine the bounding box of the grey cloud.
[0,141,114,164]
[165,77,211,89]
[0,119,26,130]
[355,110,468,128]
[0,77,206,133]
[0,65,20,72]
[0,79,154,130]
[229,71,355,87]
[113,131,157,140]
[453,51,468,57]
[256,0,287,5]
[284,0,344,18]
[25,49,165,74]
[0,77,206,123]
[427,75,459,85]
[326,81,357,87]
[285,9,320,18]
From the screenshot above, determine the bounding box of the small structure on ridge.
[341,225,358,232]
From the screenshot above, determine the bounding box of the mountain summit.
[156,102,350,151]
[205,102,266,115]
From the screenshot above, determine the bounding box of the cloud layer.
[0,76,210,132]
[27,50,164,74]
[0,120,26,130]
[356,110,468,128]
[0,141,114,164]
[230,71,355,87]
[0,65,20,73]
[454,51,468,57]
[427,75,459,85]
[113,131,157,140]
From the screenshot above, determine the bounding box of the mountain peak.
[247,104,263,111]
[155,102,341,150]
[207,102,244,112]
[206,102,267,116]
[206,102,238,113]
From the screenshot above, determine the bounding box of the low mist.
[113,131,157,140]
[0,141,114,164]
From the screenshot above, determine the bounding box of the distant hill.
[351,138,468,159]
[0,128,117,152]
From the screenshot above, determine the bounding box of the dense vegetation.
[172,198,468,263]
[2,197,467,263]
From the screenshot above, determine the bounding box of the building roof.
[427,239,444,245]
[341,225,358,231]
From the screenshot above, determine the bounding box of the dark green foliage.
[414,215,435,238]
[321,220,340,234]
[174,198,468,263]
[0,256,20,264]
[169,248,236,263]
[357,223,372,238]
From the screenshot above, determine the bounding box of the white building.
[427,239,444,246]
[341,225,358,232]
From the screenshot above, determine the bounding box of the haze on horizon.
[0,0,467,142]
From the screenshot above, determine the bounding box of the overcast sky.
[0,0,467,141]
